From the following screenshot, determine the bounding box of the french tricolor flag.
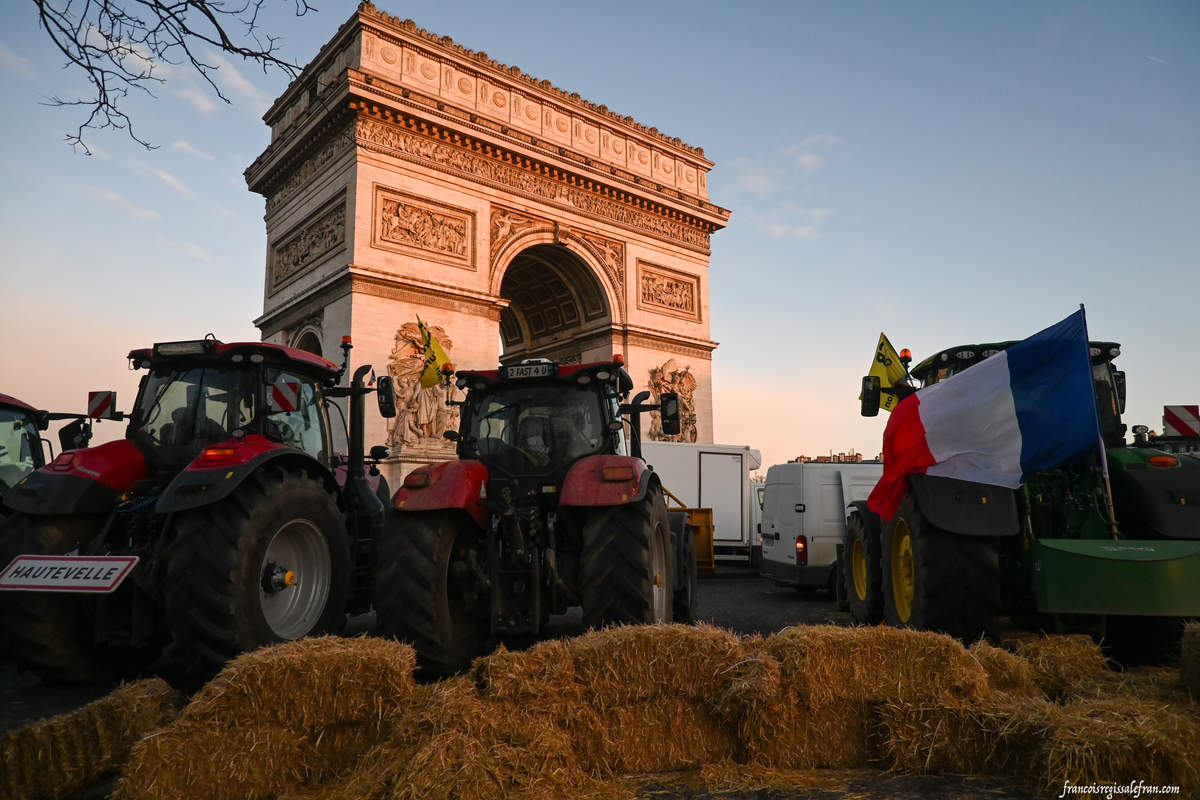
[867,310,1102,521]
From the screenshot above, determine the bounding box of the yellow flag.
[867,332,909,413]
[417,317,450,388]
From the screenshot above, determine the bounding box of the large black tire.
[668,511,698,623]
[881,494,1001,642]
[581,490,675,629]
[164,467,349,676]
[0,514,115,682]
[843,510,883,623]
[373,511,487,676]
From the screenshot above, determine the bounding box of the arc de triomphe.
[245,2,729,480]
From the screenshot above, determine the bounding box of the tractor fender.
[156,434,337,514]
[4,439,147,515]
[393,460,490,530]
[560,455,657,508]
[908,473,1020,536]
[1108,452,1200,539]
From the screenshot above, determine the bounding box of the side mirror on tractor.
[660,392,681,436]
[860,376,881,418]
[1113,370,1126,415]
[376,376,397,418]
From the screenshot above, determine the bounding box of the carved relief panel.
[372,185,475,270]
[637,261,700,321]
[648,358,698,443]
[385,321,460,452]
[269,192,347,294]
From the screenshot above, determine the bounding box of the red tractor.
[373,356,697,674]
[0,336,395,681]
[0,394,108,522]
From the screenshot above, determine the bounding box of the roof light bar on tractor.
[152,339,215,357]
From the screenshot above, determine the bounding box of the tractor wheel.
[581,490,675,629]
[843,511,883,623]
[164,467,349,676]
[881,494,1001,642]
[0,514,115,682]
[373,511,487,676]
[668,511,698,623]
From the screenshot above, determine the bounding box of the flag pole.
[1080,303,1120,540]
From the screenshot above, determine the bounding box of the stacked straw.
[42,623,1193,799]
[745,625,992,769]
[116,635,417,800]
[1,678,178,800]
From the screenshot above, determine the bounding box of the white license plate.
[0,555,139,593]
[501,363,556,379]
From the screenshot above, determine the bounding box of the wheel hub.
[851,538,868,600]
[262,562,297,594]
[258,519,332,640]
[891,520,915,623]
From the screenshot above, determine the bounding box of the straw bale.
[1041,695,1200,791]
[765,625,989,706]
[875,692,1051,783]
[568,698,737,775]
[472,639,583,704]
[115,721,321,800]
[740,697,875,769]
[697,762,872,795]
[1182,622,1200,695]
[181,635,416,730]
[969,640,1043,699]
[1,678,178,800]
[1014,634,1111,701]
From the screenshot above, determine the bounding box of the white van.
[759,461,883,592]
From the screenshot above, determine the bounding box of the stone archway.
[245,4,730,483]
[498,243,613,365]
[293,329,323,357]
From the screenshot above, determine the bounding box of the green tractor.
[847,340,1200,660]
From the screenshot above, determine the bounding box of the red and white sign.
[0,555,139,593]
[87,390,116,419]
[1164,405,1200,438]
[270,379,301,412]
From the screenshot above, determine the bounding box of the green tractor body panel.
[1034,537,1200,616]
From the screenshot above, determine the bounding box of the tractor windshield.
[262,369,330,462]
[465,383,607,476]
[129,366,251,463]
[0,407,40,492]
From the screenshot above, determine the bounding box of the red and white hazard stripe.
[271,379,301,413]
[1163,405,1200,438]
[87,391,116,419]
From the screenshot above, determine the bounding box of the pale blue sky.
[1,1,1197,469]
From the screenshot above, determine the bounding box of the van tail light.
[795,535,808,566]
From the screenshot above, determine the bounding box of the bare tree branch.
[33,0,317,154]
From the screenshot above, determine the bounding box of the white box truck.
[759,461,884,592]
[641,442,763,565]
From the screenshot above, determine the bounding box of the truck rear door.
[700,450,745,546]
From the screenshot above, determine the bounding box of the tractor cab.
[0,395,44,495]
[126,339,341,469]
[453,359,634,486]
[909,340,1127,446]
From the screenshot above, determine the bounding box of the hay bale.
[115,721,321,800]
[1182,622,1200,695]
[568,698,737,775]
[472,639,583,703]
[1,678,178,800]
[1041,695,1200,791]
[876,692,1051,783]
[1014,634,1110,701]
[182,636,416,730]
[765,625,989,706]
[473,624,778,722]
[969,640,1043,698]
[739,698,875,770]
